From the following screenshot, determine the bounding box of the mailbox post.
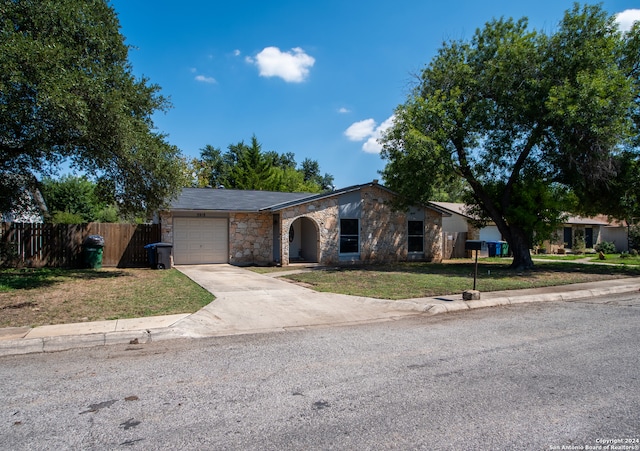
[464,240,486,300]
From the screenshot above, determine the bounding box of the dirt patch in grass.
[0,268,214,328]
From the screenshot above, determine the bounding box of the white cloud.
[338,107,351,114]
[233,49,241,57]
[195,74,216,84]
[616,9,640,32]
[345,119,376,141]
[249,46,315,83]
[345,115,395,154]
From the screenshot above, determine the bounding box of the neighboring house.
[431,202,503,258]
[160,180,448,266]
[431,202,620,256]
[1,174,48,223]
[544,215,623,253]
[598,217,631,253]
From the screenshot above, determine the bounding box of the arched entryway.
[288,217,319,263]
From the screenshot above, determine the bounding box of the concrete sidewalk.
[2,264,640,357]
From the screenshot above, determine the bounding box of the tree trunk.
[507,227,534,270]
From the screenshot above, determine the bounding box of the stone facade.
[279,197,339,266]
[229,212,273,264]
[359,186,442,263]
[162,184,444,266]
[277,184,443,265]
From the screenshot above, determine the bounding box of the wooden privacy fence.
[442,231,468,259]
[0,223,160,268]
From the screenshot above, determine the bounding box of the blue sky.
[110,1,640,189]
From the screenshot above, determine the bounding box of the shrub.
[572,229,586,254]
[594,241,617,254]
[629,225,640,252]
[51,211,84,224]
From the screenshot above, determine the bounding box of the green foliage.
[50,210,85,224]
[94,204,119,223]
[595,241,617,254]
[188,135,333,193]
[380,4,640,269]
[628,224,640,251]
[225,136,278,190]
[573,229,586,254]
[41,175,101,222]
[41,175,136,223]
[0,0,186,217]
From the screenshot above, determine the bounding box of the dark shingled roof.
[170,183,451,215]
[170,188,314,211]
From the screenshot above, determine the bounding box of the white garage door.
[479,226,502,242]
[173,217,228,264]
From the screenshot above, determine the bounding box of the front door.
[564,227,573,248]
[585,228,594,248]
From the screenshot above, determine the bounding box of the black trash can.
[144,242,173,269]
[83,235,104,269]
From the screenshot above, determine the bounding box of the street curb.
[1,281,639,358]
[386,283,640,314]
[0,327,189,357]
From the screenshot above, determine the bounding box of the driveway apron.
[173,264,413,337]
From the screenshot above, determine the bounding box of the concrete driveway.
[4,264,640,357]
[173,264,414,337]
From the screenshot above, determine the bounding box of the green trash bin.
[83,235,104,269]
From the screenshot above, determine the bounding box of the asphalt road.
[1,294,639,450]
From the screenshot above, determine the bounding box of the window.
[340,219,359,254]
[563,227,572,248]
[408,220,424,253]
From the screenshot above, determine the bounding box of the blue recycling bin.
[487,241,498,257]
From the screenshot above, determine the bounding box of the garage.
[173,217,228,264]
[479,225,502,242]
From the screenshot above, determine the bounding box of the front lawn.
[0,268,214,328]
[280,260,640,299]
[592,254,640,265]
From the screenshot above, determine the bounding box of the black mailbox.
[465,240,486,251]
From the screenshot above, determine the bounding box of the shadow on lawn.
[0,268,129,291]
[323,260,640,277]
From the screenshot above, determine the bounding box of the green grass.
[531,254,591,261]
[591,254,640,265]
[0,268,214,328]
[532,253,640,265]
[280,259,640,300]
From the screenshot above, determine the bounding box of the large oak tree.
[380,4,640,269]
[0,0,186,217]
